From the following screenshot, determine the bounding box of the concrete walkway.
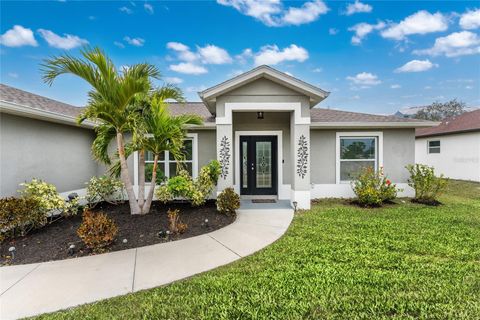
[0,204,293,319]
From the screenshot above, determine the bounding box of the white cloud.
[328,28,339,35]
[0,25,38,47]
[413,31,480,57]
[348,21,384,45]
[37,29,88,49]
[8,72,19,78]
[381,11,448,40]
[198,44,232,64]
[395,59,438,73]
[346,72,381,86]
[164,77,183,84]
[313,67,322,72]
[345,0,372,16]
[123,36,145,47]
[119,6,133,14]
[217,0,328,27]
[390,84,401,89]
[466,85,473,89]
[114,41,125,48]
[424,86,432,89]
[144,3,154,14]
[167,42,232,65]
[254,44,308,65]
[186,85,207,92]
[459,9,480,30]
[282,0,329,26]
[235,48,253,63]
[169,62,208,75]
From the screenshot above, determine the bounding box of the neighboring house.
[1,65,436,208]
[395,105,479,118]
[416,110,480,182]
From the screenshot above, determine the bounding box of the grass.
[37,180,480,319]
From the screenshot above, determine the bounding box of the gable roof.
[199,65,329,112]
[416,109,480,138]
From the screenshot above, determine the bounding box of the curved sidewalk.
[0,205,293,319]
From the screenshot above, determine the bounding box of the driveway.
[0,204,293,319]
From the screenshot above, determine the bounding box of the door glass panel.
[256,141,272,188]
[242,141,248,188]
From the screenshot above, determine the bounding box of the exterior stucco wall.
[232,112,291,184]
[415,132,480,182]
[0,113,98,196]
[189,129,217,169]
[310,128,415,184]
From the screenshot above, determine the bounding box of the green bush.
[19,178,78,215]
[85,176,124,207]
[155,161,221,206]
[351,167,398,207]
[0,197,45,241]
[216,187,240,216]
[406,164,448,204]
[145,163,166,185]
[77,210,118,253]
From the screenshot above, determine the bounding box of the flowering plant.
[351,167,398,206]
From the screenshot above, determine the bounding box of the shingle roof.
[416,109,480,137]
[1,83,431,127]
[0,83,83,118]
[310,108,425,123]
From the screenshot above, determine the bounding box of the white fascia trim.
[199,66,328,101]
[0,100,95,128]
[218,102,310,125]
[335,131,384,184]
[234,130,284,197]
[310,121,439,129]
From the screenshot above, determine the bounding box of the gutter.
[0,100,95,129]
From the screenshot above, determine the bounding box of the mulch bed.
[0,200,235,266]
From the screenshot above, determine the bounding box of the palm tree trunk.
[116,132,141,215]
[138,149,145,211]
[143,154,158,214]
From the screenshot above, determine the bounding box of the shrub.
[217,187,240,216]
[85,176,124,207]
[351,167,398,207]
[77,210,118,252]
[167,209,187,234]
[155,161,221,206]
[19,178,79,216]
[406,164,448,204]
[145,163,166,185]
[0,197,45,241]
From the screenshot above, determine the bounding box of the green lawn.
[37,180,480,319]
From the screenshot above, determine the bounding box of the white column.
[216,124,234,194]
[290,114,311,209]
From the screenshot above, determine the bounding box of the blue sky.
[1,1,479,114]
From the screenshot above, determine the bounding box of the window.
[336,132,382,183]
[144,135,197,183]
[428,140,440,154]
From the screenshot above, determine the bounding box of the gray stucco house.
[0,66,435,209]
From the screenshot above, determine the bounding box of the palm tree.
[139,89,203,213]
[95,88,203,214]
[41,47,159,215]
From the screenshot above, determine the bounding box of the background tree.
[42,47,159,215]
[414,99,467,121]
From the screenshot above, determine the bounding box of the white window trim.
[427,139,441,154]
[335,132,383,184]
[134,133,198,186]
